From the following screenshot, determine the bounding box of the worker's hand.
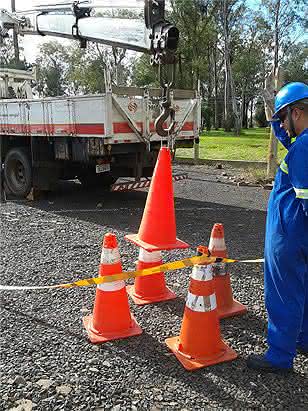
[270,120,291,149]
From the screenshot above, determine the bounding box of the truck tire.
[4,148,32,198]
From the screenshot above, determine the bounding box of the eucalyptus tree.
[282,43,308,83]
[257,0,306,177]
[35,41,70,97]
[259,0,306,74]
[215,0,246,133]
[232,16,268,128]
[170,0,217,90]
[0,35,26,70]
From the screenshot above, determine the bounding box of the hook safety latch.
[155,99,176,137]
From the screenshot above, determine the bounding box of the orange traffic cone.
[208,223,247,319]
[127,248,176,305]
[165,263,237,370]
[125,147,189,251]
[83,233,142,343]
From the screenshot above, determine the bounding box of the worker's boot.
[247,354,293,374]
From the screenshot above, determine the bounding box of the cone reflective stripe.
[98,245,124,291]
[209,235,226,255]
[97,281,124,291]
[209,223,247,319]
[125,147,189,251]
[165,264,237,370]
[127,248,176,305]
[83,233,142,343]
[185,291,217,312]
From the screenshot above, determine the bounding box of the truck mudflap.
[111,172,188,192]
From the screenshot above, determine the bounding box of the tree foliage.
[282,43,308,83]
[35,42,69,97]
[0,35,27,70]
[34,39,130,97]
[130,54,158,87]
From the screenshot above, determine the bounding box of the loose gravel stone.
[55,385,72,396]
[12,377,27,387]
[8,399,33,411]
[35,380,53,390]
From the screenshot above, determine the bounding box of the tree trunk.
[267,0,281,179]
[223,1,231,131]
[249,98,254,128]
[213,44,219,129]
[207,45,212,105]
[241,87,245,128]
[244,99,249,129]
[222,0,241,135]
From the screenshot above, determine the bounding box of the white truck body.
[0,87,198,144]
[0,85,199,197]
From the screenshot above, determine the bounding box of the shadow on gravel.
[1,298,84,341]
[222,310,267,336]
[108,331,250,409]
[153,295,187,319]
[15,180,266,262]
[112,328,307,409]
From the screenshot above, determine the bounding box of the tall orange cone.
[208,223,247,319]
[125,147,189,251]
[127,248,176,305]
[165,263,237,370]
[83,233,142,343]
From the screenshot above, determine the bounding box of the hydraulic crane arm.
[0,1,179,63]
[0,1,180,138]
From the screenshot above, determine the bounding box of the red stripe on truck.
[113,122,143,133]
[1,121,194,135]
[74,124,105,134]
[1,123,105,135]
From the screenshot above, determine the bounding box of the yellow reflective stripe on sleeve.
[291,137,297,144]
[280,159,288,174]
[294,188,308,199]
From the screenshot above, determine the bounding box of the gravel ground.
[1,163,307,411]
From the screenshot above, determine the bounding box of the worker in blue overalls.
[247,82,308,373]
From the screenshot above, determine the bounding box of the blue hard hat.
[273,82,308,119]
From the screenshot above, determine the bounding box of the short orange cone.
[165,263,237,370]
[83,233,142,343]
[208,223,247,319]
[125,147,189,251]
[127,248,176,305]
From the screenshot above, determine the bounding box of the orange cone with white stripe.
[209,223,247,319]
[127,248,176,305]
[165,263,237,370]
[83,233,142,343]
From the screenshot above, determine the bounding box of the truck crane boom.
[0,1,179,63]
[0,1,179,136]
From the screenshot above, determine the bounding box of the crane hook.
[155,100,176,138]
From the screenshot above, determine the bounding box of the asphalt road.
[1,163,307,411]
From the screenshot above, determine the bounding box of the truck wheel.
[4,148,32,198]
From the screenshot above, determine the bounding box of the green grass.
[176,127,287,161]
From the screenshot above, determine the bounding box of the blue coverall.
[264,125,308,369]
